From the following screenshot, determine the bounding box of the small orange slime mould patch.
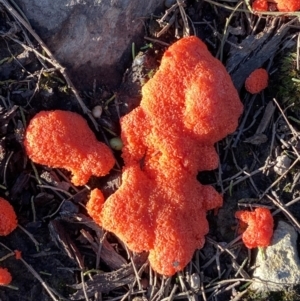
[235,207,274,249]
[0,197,17,236]
[0,268,12,285]
[24,110,115,186]
[245,68,269,94]
[252,0,300,12]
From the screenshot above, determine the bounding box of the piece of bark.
[244,101,276,145]
[70,264,135,299]
[67,214,128,270]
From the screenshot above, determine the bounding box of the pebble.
[190,273,200,290]
[274,154,292,175]
[109,137,123,151]
[92,105,103,118]
[251,220,300,292]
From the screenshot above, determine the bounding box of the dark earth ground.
[1,0,300,300]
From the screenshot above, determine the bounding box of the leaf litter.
[0,0,300,300]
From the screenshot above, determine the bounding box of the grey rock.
[189,273,200,290]
[14,0,163,88]
[251,220,300,292]
[274,154,292,176]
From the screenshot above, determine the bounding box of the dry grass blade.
[232,94,257,147]
[273,195,300,215]
[177,0,190,37]
[17,224,40,251]
[204,0,249,13]
[223,165,269,192]
[244,101,276,145]
[219,1,244,62]
[267,193,300,233]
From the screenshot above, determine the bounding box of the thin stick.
[233,94,256,147]
[267,194,300,233]
[260,157,300,198]
[273,195,300,215]
[80,271,89,301]
[273,98,299,137]
[17,224,40,251]
[144,36,170,46]
[223,165,268,192]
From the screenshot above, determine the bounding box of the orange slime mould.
[0,197,17,236]
[275,0,300,11]
[24,110,115,186]
[245,68,269,94]
[252,0,268,11]
[252,0,300,11]
[235,207,274,249]
[87,36,243,276]
[0,268,12,285]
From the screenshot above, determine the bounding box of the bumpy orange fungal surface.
[235,207,274,249]
[24,110,115,186]
[0,268,12,285]
[245,68,268,94]
[275,0,300,11]
[14,250,22,260]
[252,0,268,11]
[0,198,17,236]
[252,0,300,12]
[87,36,243,275]
[86,188,105,226]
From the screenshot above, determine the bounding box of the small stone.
[109,137,123,151]
[190,273,200,290]
[251,220,300,292]
[274,154,292,175]
[92,105,103,118]
[244,133,268,145]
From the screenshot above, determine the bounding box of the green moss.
[40,71,68,94]
[274,50,300,118]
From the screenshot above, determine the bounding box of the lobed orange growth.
[87,36,243,275]
[0,198,17,236]
[24,110,115,186]
[252,0,268,11]
[14,250,22,260]
[235,207,274,249]
[0,268,12,285]
[252,0,300,11]
[86,188,105,226]
[245,68,268,94]
[275,0,300,11]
